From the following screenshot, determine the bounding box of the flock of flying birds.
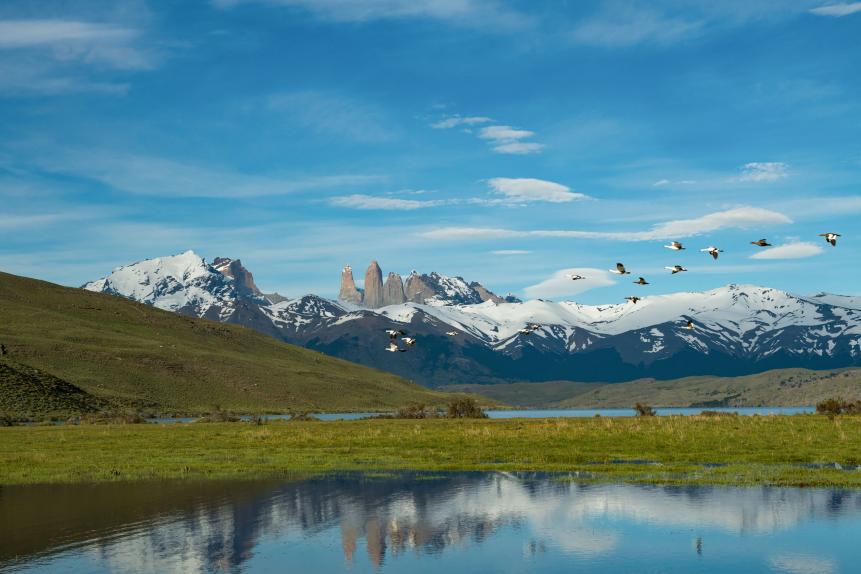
[568,233,842,306]
[385,232,841,352]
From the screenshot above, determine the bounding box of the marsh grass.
[2,414,861,486]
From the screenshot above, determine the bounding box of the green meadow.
[2,414,860,487]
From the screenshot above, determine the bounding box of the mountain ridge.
[82,251,861,387]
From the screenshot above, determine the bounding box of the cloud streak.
[479,124,544,154]
[738,162,788,182]
[524,268,617,299]
[25,149,383,198]
[809,3,861,17]
[431,115,493,129]
[212,0,527,29]
[488,178,588,203]
[329,194,445,210]
[750,241,824,260]
[420,207,792,241]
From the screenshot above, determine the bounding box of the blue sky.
[0,0,859,303]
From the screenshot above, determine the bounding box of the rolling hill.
[0,271,460,417]
[451,368,861,408]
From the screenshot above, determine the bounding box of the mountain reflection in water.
[2,473,860,573]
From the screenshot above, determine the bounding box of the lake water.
[150,407,814,424]
[2,473,859,573]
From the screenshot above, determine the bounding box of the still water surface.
[2,472,858,573]
[151,407,814,424]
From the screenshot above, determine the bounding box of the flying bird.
[385,342,407,353]
[818,233,840,247]
[665,265,688,274]
[701,246,723,260]
[751,239,771,247]
[634,277,649,285]
[625,296,642,304]
[527,323,541,331]
[686,320,694,330]
[518,328,534,335]
[385,329,406,340]
[567,274,586,281]
[610,263,630,275]
[402,337,416,346]
[664,241,685,251]
[445,331,458,337]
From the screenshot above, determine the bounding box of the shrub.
[195,409,241,423]
[634,403,656,417]
[396,403,435,419]
[447,398,488,419]
[816,398,861,416]
[82,411,147,425]
[0,412,14,427]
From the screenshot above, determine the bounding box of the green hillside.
[451,368,861,408]
[0,271,459,416]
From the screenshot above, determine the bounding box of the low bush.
[82,411,147,425]
[447,398,488,419]
[816,398,861,416]
[396,403,437,419]
[195,410,241,423]
[0,412,15,427]
[634,403,656,417]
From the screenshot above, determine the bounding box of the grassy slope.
[2,415,860,486]
[0,360,108,417]
[0,271,461,414]
[452,368,861,408]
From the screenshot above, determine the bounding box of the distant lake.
[2,472,859,573]
[150,407,814,424]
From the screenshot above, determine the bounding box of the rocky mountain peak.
[383,272,406,306]
[212,257,262,297]
[338,265,363,305]
[363,261,384,308]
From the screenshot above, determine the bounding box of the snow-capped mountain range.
[83,251,861,386]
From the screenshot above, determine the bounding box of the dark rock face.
[471,283,504,304]
[212,258,262,298]
[363,261,384,309]
[338,266,363,305]
[404,272,435,304]
[383,272,406,306]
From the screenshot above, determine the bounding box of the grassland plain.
[2,415,860,487]
[0,271,467,415]
[451,368,861,408]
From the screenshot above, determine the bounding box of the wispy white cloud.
[0,20,136,48]
[212,0,528,29]
[750,241,824,260]
[329,194,445,210]
[0,18,156,96]
[809,2,861,17]
[490,249,531,255]
[431,115,493,129]
[23,148,383,198]
[488,178,588,203]
[524,268,616,299]
[433,113,544,154]
[570,6,703,47]
[420,207,792,241]
[738,162,789,182]
[266,90,398,143]
[479,124,544,154]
